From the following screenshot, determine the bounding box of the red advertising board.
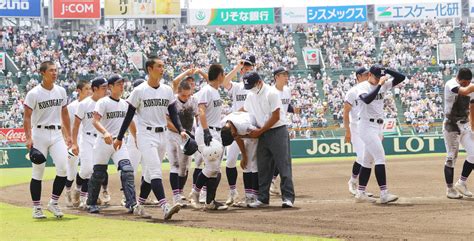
[53,0,101,19]
[0,128,26,143]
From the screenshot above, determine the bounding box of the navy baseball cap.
[29,147,46,165]
[183,138,198,156]
[108,74,124,85]
[355,67,369,76]
[133,79,145,88]
[273,66,289,77]
[241,53,256,66]
[369,65,386,78]
[243,71,261,90]
[221,127,234,146]
[91,77,107,88]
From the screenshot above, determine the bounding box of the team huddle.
[23,54,474,220]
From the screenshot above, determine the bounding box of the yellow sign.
[104,0,180,18]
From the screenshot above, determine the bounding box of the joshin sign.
[53,0,101,19]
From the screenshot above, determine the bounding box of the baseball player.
[189,63,228,211]
[241,71,295,208]
[24,61,72,219]
[167,80,199,207]
[70,77,108,209]
[65,80,91,207]
[344,67,369,196]
[86,74,147,218]
[173,68,209,204]
[442,68,474,199]
[114,56,185,220]
[221,53,255,205]
[123,79,158,206]
[270,67,295,196]
[355,65,406,204]
[221,111,259,206]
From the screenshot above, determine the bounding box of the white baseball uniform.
[344,84,365,165]
[225,81,249,168]
[167,95,199,176]
[196,84,223,178]
[221,112,259,173]
[443,78,474,164]
[274,85,291,125]
[127,82,174,182]
[357,79,394,168]
[75,96,99,179]
[93,96,130,166]
[24,84,68,180]
[66,99,81,181]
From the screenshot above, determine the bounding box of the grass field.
[0,202,329,241]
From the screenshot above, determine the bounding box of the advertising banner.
[281,7,306,24]
[375,2,461,21]
[104,0,181,19]
[53,0,101,19]
[307,5,367,23]
[0,135,451,168]
[189,8,274,26]
[0,0,41,18]
[291,135,448,158]
[0,128,26,143]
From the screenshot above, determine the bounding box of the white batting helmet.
[201,140,224,162]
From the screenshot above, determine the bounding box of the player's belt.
[209,126,222,131]
[146,127,167,133]
[86,132,98,137]
[369,118,384,124]
[37,125,61,130]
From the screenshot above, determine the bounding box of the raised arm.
[224,62,244,90]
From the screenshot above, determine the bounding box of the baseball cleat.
[225,189,239,205]
[380,193,398,204]
[199,190,207,204]
[282,199,294,208]
[205,201,228,211]
[348,180,357,196]
[32,206,46,219]
[88,205,100,214]
[144,197,159,205]
[133,204,152,219]
[163,203,181,220]
[173,195,187,208]
[47,202,64,218]
[72,189,81,207]
[65,189,73,207]
[355,192,377,203]
[190,190,201,209]
[180,194,187,201]
[447,187,463,199]
[79,196,88,210]
[100,189,111,204]
[247,199,269,208]
[454,181,473,197]
[270,181,280,196]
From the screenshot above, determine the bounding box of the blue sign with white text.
[0,0,41,18]
[307,5,367,23]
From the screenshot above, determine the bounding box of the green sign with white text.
[189,8,274,26]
